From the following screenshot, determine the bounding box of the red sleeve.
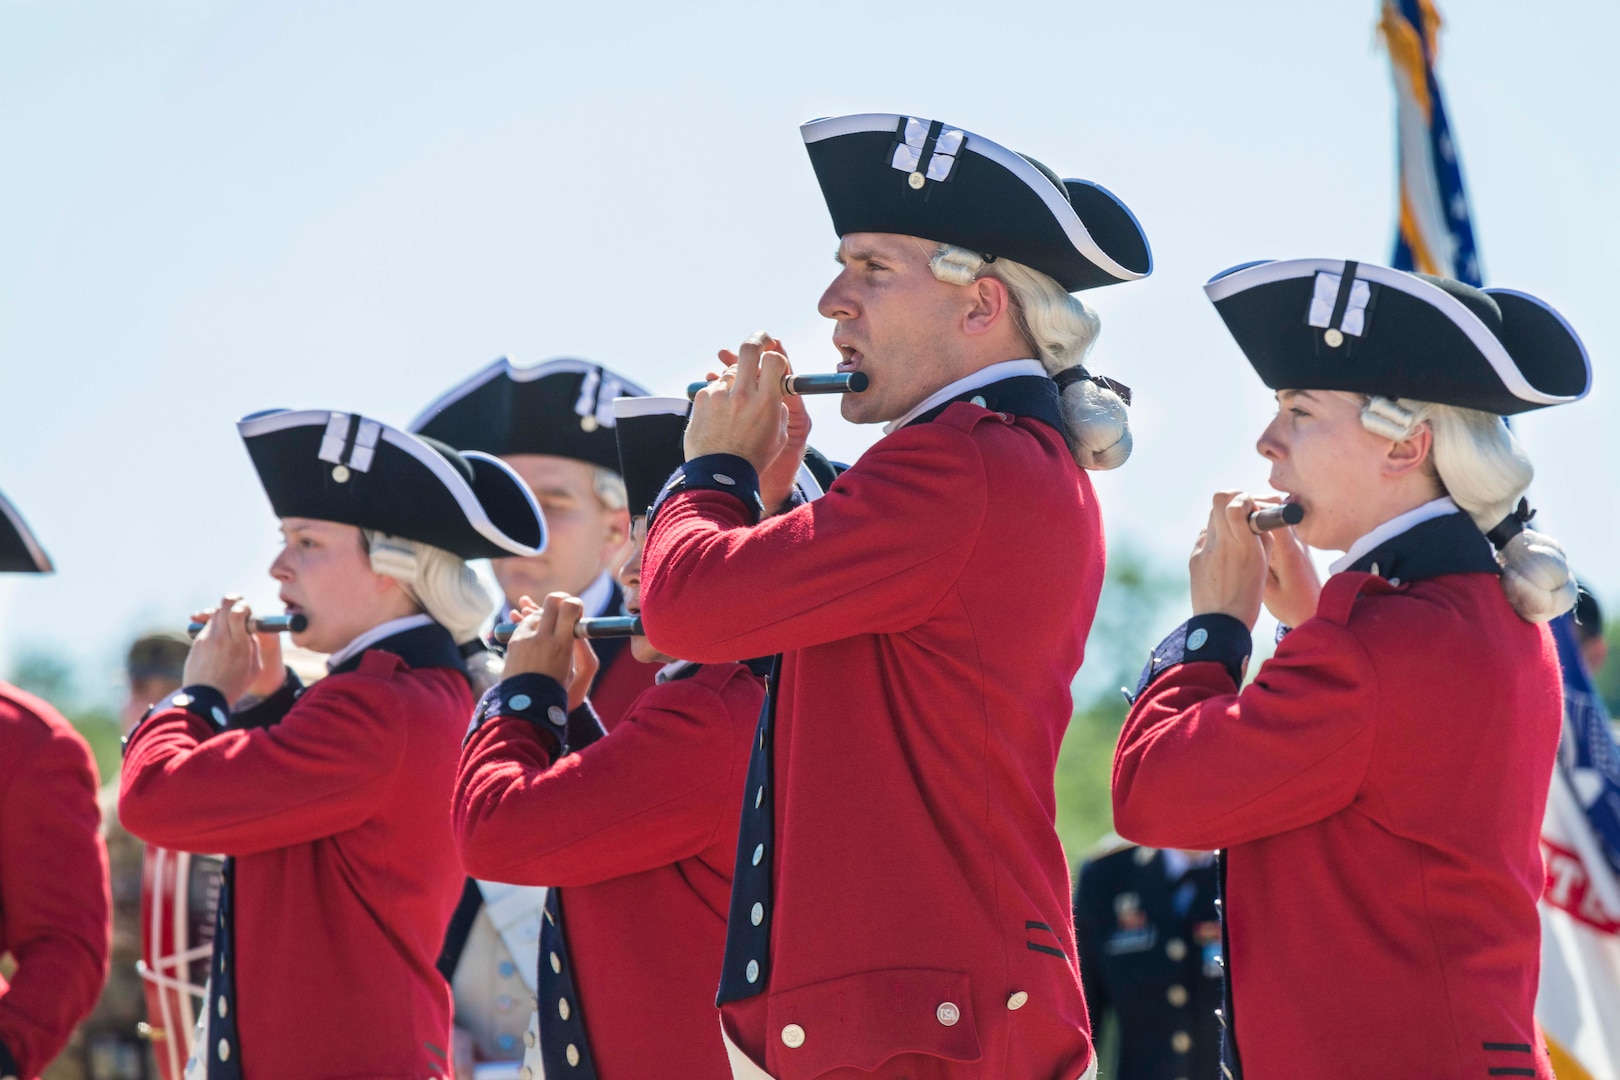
[119,666,407,856]
[641,421,988,662]
[455,673,756,886]
[0,713,111,1077]
[1112,609,1381,851]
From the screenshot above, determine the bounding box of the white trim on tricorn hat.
[801,112,1151,293]
[0,488,53,573]
[409,357,651,469]
[1204,258,1591,414]
[238,409,546,560]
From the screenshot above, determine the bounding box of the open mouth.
[834,341,862,372]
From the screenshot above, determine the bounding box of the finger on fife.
[188,613,309,639]
[1248,503,1306,534]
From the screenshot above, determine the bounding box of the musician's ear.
[1382,420,1434,479]
[962,274,1012,339]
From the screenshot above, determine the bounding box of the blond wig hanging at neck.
[1352,394,1576,622]
[362,531,500,645]
[930,243,1131,471]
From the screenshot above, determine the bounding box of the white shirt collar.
[655,659,698,684]
[1328,496,1461,576]
[325,613,435,672]
[882,359,1048,434]
[579,570,616,619]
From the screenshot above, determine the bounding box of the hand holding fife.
[567,638,599,713]
[712,335,812,512]
[502,593,585,686]
[685,332,789,474]
[1189,492,1269,631]
[1256,500,1322,628]
[183,595,265,704]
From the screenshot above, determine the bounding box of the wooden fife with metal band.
[686,371,869,400]
[492,615,644,644]
[187,613,308,638]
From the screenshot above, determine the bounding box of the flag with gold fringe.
[1379,0,1482,286]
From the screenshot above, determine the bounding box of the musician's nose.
[818,271,857,321]
[1257,414,1286,462]
[269,545,294,582]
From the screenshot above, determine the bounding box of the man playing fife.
[456,395,771,1080]
[640,113,1152,1080]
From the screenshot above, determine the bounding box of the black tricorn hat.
[1205,258,1591,415]
[0,488,53,573]
[802,113,1152,293]
[238,409,546,560]
[613,397,692,518]
[410,358,651,472]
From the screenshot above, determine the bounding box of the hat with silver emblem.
[238,409,546,559]
[0,487,53,573]
[1204,258,1591,415]
[801,113,1152,293]
[411,358,650,472]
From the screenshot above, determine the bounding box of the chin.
[630,637,672,665]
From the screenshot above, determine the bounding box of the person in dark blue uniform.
[1074,842,1222,1080]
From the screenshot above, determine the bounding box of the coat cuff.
[465,673,570,751]
[1,1037,20,1080]
[1132,614,1253,700]
[122,684,231,756]
[647,454,766,529]
[231,667,304,731]
[566,700,608,753]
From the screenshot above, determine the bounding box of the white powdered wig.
[1357,396,1576,623]
[593,466,628,512]
[930,244,1130,470]
[364,531,501,644]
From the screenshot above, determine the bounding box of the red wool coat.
[0,683,111,1080]
[120,639,472,1079]
[586,636,661,731]
[1114,553,1561,1080]
[454,660,766,1079]
[642,387,1102,1080]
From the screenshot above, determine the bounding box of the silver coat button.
[1007,991,1028,1010]
[755,785,764,808]
[1187,628,1209,651]
[172,693,192,708]
[566,1044,580,1066]
[1167,984,1189,1007]
[211,707,228,726]
[752,843,764,866]
[907,171,926,189]
[509,694,532,711]
[1166,938,1187,961]
[1324,328,1345,348]
[751,902,764,925]
[331,464,351,483]
[558,997,570,1020]
[217,1039,231,1062]
[746,959,760,983]
[781,1023,806,1048]
[1172,1030,1192,1053]
[550,951,562,973]
[548,706,567,724]
[520,1068,534,1080]
[217,995,228,1018]
[713,473,736,486]
[970,395,987,407]
[580,415,599,432]
[524,1031,536,1049]
[936,1001,961,1026]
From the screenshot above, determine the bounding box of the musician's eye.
[1289,406,1310,418]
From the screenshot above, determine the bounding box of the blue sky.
[2,0,1615,699]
